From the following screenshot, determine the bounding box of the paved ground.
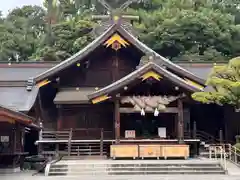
[1,172,240,180]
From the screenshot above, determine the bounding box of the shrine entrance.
[120,113,177,139]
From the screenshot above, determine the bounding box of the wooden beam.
[119,107,179,113]
[115,99,120,144]
[177,99,184,143]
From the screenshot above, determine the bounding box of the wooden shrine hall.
[27,15,214,159]
[0,1,239,165]
[0,105,39,170]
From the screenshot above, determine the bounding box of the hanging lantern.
[141,108,145,116]
[154,108,159,117]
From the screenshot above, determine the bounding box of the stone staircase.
[46,159,226,176]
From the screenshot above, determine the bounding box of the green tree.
[130,0,240,61]
[192,57,240,112]
[0,6,46,62]
[32,19,94,61]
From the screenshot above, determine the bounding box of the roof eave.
[88,62,203,100]
[33,24,120,84]
[117,27,206,85]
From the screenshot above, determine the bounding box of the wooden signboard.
[0,136,9,142]
[158,127,166,138]
[125,130,135,138]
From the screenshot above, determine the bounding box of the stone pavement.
[1,172,240,180]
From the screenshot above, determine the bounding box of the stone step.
[47,159,227,176]
[53,163,221,167]
[48,170,226,176]
[51,166,222,170]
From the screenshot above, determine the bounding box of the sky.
[1,0,43,16]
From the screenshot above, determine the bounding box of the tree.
[1,0,240,62]
[130,0,240,61]
[32,19,94,61]
[192,57,240,112]
[0,6,46,62]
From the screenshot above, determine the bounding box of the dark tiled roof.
[0,86,39,112]
[32,23,205,86]
[88,62,203,100]
[0,67,52,81]
[54,88,95,104]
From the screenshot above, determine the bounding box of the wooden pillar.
[219,129,223,144]
[57,105,63,130]
[193,121,197,139]
[13,126,17,153]
[177,99,184,143]
[193,121,198,157]
[38,122,43,154]
[114,99,120,144]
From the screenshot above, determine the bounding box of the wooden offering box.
[110,144,138,159]
[162,145,189,159]
[139,145,161,159]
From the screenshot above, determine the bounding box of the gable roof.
[33,23,205,86]
[0,105,39,129]
[88,62,204,100]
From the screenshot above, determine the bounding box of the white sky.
[1,0,43,16]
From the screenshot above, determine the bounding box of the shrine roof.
[0,86,38,112]
[0,64,54,81]
[88,62,204,100]
[0,105,39,129]
[54,88,95,104]
[32,23,205,86]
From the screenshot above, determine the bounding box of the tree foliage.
[0,0,240,62]
[192,57,240,112]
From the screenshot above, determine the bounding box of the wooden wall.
[59,47,140,88]
[0,121,24,154]
[59,103,114,139]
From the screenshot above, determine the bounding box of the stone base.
[0,167,20,174]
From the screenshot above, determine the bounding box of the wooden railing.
[42,130,71,140]
[40,128,112,157]
[41,128,113,140]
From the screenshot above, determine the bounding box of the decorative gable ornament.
[104,33,129,51]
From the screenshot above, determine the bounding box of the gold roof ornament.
[184,78,204,90]
[104,33,129,51]
[113,15,120,22]
[141,71,162,81]
[92,95,111,104]
[37,79,51,88]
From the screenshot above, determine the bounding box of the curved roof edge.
[32,23,205,86]
[88,62,203,100]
